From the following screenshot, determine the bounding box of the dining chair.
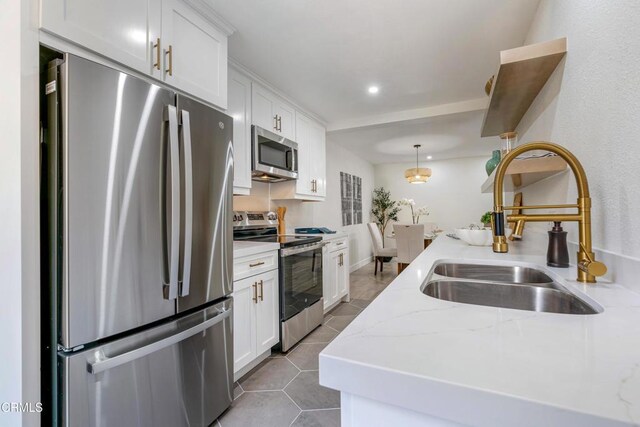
[367,223,397,275]
[393,224,425,274]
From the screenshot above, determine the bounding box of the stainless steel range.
[233,211,325,351]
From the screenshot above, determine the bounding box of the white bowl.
[455,228,493,246]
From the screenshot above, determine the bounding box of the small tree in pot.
[371,187,400,251]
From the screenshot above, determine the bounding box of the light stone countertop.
[319,233,640,426]
[232,240,280,258]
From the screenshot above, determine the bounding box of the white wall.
[516,0,640,258]
[233,139,375,270]
[374,156,494,246]
[0,0,40,426]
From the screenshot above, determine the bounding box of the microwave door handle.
[285,149,292,170]
[179,109,193,297]
[163,105,180,300]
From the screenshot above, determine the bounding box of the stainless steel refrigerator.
[43,53,234,426]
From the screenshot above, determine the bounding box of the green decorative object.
[485,149,501,176]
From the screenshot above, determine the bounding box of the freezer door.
[58,55,178,349]
[176,95,233,312]
[59,299,233,427]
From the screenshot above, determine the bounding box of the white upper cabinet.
[228,68,252,195]
[271,112,326,201]
[41,0,229,108]
[251,84,296,140]
[161,0,227,108]
[41,0,162,76]
[309,119,327,198]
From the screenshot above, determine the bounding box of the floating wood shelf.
[481,155,568,194]
[481,37,567,137]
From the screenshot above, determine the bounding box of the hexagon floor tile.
[218,391,299,427]
[291,409,341,427]
[286,343,328,370]
[239,357,300,391]
[285,371,340,410]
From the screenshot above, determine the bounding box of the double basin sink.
[421,262,602,315]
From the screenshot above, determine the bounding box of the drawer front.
[327,238,349,253]
[234,250,278,281]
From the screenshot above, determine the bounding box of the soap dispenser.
[547,222,569,268]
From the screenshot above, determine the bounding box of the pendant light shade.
[404,145,432,184]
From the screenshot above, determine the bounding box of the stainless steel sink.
[422,261,602,315]
[433,263,554,284]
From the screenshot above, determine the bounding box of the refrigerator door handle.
[87,307,231,375]
[164,105,180,300]
[179,109,193,297]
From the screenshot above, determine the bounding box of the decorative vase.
[485,150,501,176]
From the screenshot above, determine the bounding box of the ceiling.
[329,110,496,164]
[210,0,541,161]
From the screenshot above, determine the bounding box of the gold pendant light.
[405,144,432,184]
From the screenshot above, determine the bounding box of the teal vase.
[485,150,501,176]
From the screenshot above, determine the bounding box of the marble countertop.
[319,233,640,426]
[233,240,280,258]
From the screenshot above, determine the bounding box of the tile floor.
[215,260,398,427]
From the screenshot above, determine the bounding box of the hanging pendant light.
[405,144,432,184]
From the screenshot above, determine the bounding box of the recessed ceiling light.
[427,155,433,160]
[367,86,379,94]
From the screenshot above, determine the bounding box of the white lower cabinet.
[232,261,279,375]
[323,237,350,312]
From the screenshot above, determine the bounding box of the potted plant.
[371,187,400,256]
[481,211,492,228]
[399,198,429,224]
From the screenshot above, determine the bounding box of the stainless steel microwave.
[251,125,298,182]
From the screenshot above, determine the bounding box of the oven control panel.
[233,211,278,228]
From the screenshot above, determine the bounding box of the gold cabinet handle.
[165,45,173,76]
[259,280,264,301]
[249,261,265,268]
[252,282,258,303]
[153,38,161,70]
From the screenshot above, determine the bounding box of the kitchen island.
[319,233,640,426]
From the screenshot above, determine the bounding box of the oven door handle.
[280,242,327,257]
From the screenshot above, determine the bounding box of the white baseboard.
[350,256,373,273]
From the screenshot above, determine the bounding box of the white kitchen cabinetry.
[41,0,228,108]
[271,112,326,201]
[228,68,252,195]
[161,0,227,108]
[323,237,350,312]
[232,252,279,376]
[41,0,162,77]
[251,84,296,140]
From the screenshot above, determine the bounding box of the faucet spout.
[491,141,606,283]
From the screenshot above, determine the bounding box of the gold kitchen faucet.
[491,141,607,283]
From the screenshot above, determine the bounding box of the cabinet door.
[162,0,228,108]
[232,277,257,373]
[41,0,161,76]
[229,69,252,195]
[337,249,350,298]
[329,251,341,304]
[274,103,296,140]
[294,113,315,196]
[252,85,277,132]
[255,269,280,353]
[310,121,327,197]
